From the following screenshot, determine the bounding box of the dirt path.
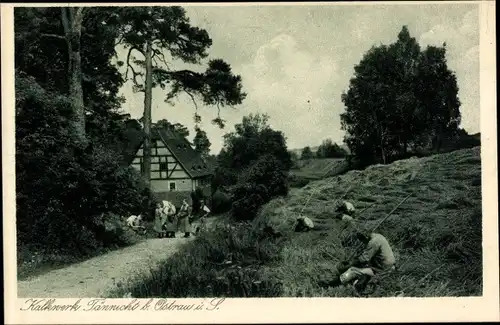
[17,234,195,298]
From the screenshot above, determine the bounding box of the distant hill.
[289,146,319,156]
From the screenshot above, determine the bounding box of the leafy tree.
[341,25,461,165]
[289,150,300,168]
[218,114,292,174]
[14,8,153,251]
[232,154,289,221]
[413,44,461,151]
[316,139,348,158]
[193,126,211,157]
[154,119,190,138]
[15,7,127,146]
[215,114,291,221]
[15,7,87,143]
[114,6,246,187]
[15,74,153,250]
[301,146,314,160]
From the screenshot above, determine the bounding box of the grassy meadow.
[289,158,350,188]
[110,147,482,298]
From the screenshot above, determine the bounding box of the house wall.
[192,177,211,189]
[131,140,194,192]
[151,179,194,192]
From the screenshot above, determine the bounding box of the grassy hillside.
[112,147,482,298]
[257,146,482,297]
[292,158,349,179]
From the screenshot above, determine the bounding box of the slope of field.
[257,147,482,297]
[289,158,350,188]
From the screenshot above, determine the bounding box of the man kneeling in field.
[294,216,314,232]
[336,200,356,222]
[338,228,396,292]
[126,214,146,234]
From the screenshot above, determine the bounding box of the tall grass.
[111,147,482,298]
[264,147,482,297]
[108,220,286,298]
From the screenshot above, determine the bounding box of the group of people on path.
[295,200,396,294]
[154,194,211,238]
[127,188,211,239]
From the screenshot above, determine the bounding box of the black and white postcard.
[2,1,498,324]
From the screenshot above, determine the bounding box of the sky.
[117,3,480,154]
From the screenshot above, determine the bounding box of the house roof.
[155,127,213,178]
[121,122,213,179]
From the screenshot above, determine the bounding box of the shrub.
[238,154,289,197]
[316,139,348,158]
[15,74,152,252]
[232,183,269,221]
[210,190,232,214]
[230,155,289,221]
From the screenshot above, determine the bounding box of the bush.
[231,155,289,221]
[210,190,232,214]
[232,184,269,221]
[316,139,348,158]
[16,74,152,253]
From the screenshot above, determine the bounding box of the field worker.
[191,187,204,215]
[341,214,354,222]
[126,214,142,228]
[336,200,356,215]
[195,201,211,235]
[179,199,190,214]
[154,201,177,238]
[294,216,314,232]
[340,228,396,292]
[162,200,178,238]
[178,200,193,238]
[336,201,356,222]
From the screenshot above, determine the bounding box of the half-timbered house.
[125,125,213,194]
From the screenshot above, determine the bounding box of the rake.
[344,193,412,263]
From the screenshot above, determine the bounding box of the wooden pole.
[370,193,411,233]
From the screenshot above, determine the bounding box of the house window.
[159,162,168,171]
[169,182,176,191]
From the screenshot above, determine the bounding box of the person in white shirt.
[154,200,177,238]
[127,214,142,228]
[336,201,356,222]
[339,228,396,292]
[294,216,314,232]
[194,200,211,235]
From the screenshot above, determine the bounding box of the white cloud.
[239,34,341,150]
[117,5,481,154]
[418,8,479,133]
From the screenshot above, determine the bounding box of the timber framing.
[124,125,214,183]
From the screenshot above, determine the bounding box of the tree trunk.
[142,41,153,188]
[61,7,86,145]
[376,120,387,164]
[381,145,387,165]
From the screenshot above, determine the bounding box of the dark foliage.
[16,75,153,251]
[211,114,291,220]
[300,146,314,160]
[231,155,289,221]
[316,139,348,158]
[341,26,462,166]
[14,7,154,253]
